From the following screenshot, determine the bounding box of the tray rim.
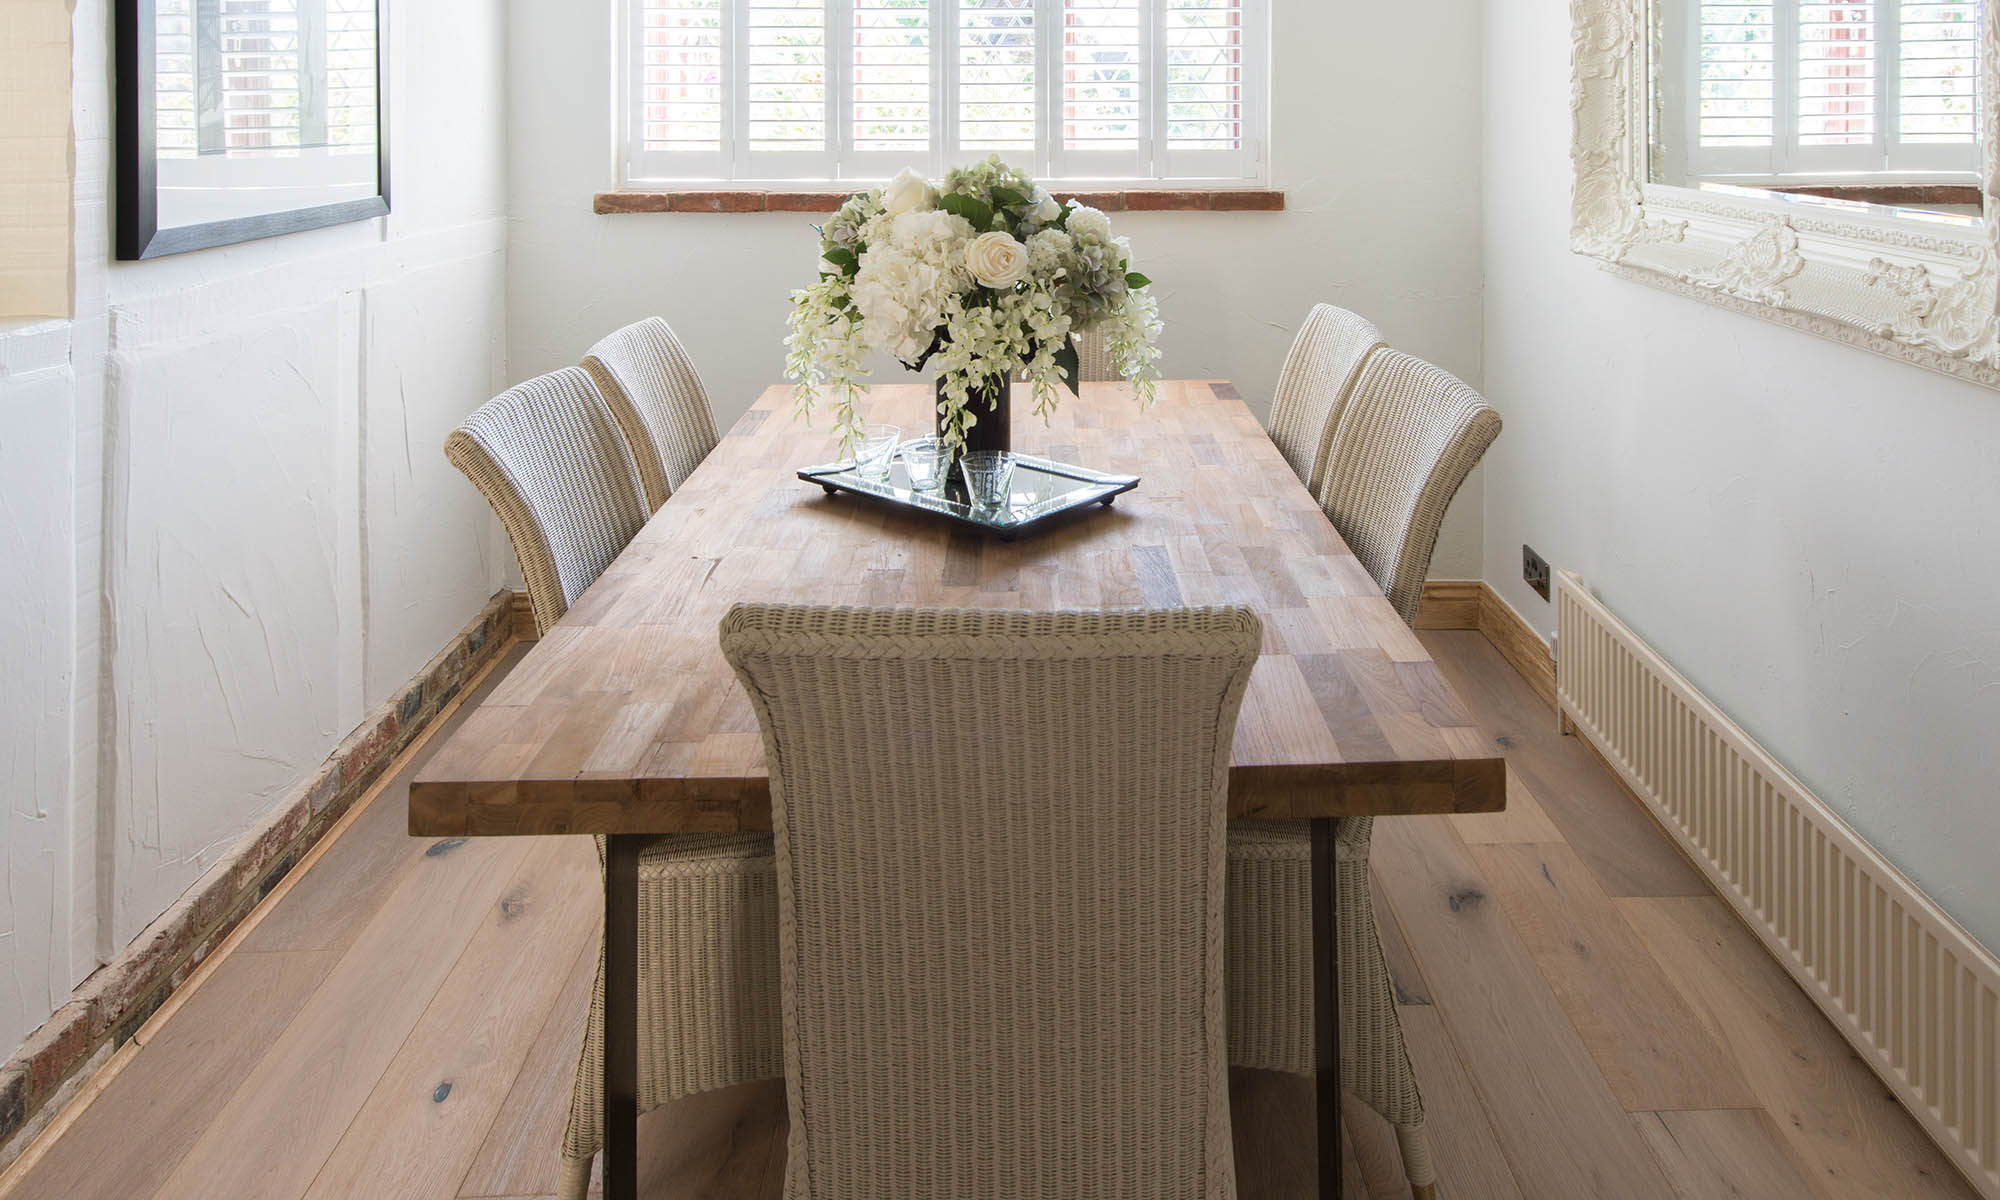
[797,452,1140,538]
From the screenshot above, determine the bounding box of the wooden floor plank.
[1632,1108,1833,1200]
[459,930,600,1198]
[1449,765,1565,845]
[304,838,601,1200]
[1370,815,1678,1200]
[3,951,335,1200]
[241,644,534,956]
[1470,842,1758,1113]
[1369,872,1432,1008]
[1395,1003,1523,1200]
[1416,631,1709,898]
[1620,897,1980,1200]
[149,835,535,1200]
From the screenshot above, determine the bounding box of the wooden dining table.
[410,379,1506,1200]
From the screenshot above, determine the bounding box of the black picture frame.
[115,0,391,261]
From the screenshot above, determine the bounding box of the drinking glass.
[853,424,900,481]
[898,436,946,493]
[959,451,1016,510]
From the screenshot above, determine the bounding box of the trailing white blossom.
[785,155,1163,453]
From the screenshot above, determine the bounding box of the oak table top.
[409,380,1506,837]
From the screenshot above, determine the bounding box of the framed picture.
[115,0,390,260]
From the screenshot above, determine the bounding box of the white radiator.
[1554,569,1999,1198]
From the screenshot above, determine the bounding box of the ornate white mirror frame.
[1572,0,2000,386]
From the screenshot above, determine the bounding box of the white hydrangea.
[1024,229,1073,281]
[848,210,974,363]
[1065,203,1112,244]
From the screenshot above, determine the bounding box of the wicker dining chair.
[1264,303,1385,498]
[441,369,782,1200]
[581,316,722,512]
[1226,349,1499,1200]
[443,367,652,637]
[721,604,1262,1200]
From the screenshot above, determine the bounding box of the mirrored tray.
[799,453,1138,539]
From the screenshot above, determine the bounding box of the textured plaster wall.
[1481,0,2000,950]
[0,0,510,1053]
[502,0,1488,576]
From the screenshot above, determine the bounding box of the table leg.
[604,834,641,1200]
[1311,817,1343,1200]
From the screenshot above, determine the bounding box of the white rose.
[1031,188,1061,223]
[882,167,930,216]
[1065,203,1111,243]
[966,231,1029,289]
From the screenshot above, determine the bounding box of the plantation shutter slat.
[957,0,1036,154]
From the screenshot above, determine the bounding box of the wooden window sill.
[593,189,1285,214]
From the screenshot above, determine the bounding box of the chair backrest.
[721,604,1261,1200]
[1318,349,1501,626]
[1072,326,1119,382]
[444,367,649,636]
[1266,304,1385,497]
[581,316,721,511]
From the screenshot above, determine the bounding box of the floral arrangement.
[784,155,1163,452]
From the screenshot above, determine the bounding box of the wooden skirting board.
[0,591,522,1178]
[1417,580,1555,709]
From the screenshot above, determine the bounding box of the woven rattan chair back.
[1318,349,1501,626]
[1073,326,1119,382]
[1266,304,1385,496]
[582,316,721,511]
[444,367,649,636]
[721,604,1262,1200]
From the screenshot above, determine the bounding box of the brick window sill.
[593,189,1285,214]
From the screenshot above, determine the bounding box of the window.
[623,0,1267,186]
[1683,0,1979,182]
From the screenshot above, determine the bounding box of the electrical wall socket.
[1523,544,1551,601]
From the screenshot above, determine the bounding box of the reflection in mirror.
[1649,0,1983,224]
[153,0,380,228]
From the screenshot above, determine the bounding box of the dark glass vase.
[936,374,1011,456]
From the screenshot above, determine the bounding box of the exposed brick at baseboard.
[0,589,520,1161]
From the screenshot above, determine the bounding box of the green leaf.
[822,247,859,275]
[1054,339,1081,399]
[988,185,1027,212]
[937,191,994,231]
[1125,271,1152,289]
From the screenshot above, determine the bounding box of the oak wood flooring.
[3,633,1978,1200]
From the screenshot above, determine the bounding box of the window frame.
[617,0,1269,190]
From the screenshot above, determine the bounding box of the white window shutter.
[1160,0,1256,180]
[1891,0,1979,171]
[741,0,832,178]
[953,0,1037,162]
[845,0,938,175]
[1053,0,1149,179]
[1696,1,1778,149]
[631,0,729,179]
[1793,0,1879,173]
[325,0,378,152]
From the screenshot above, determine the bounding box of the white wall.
[504,0,1488,575]
[1481,0,2000,950]
[0,0,511,1054]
